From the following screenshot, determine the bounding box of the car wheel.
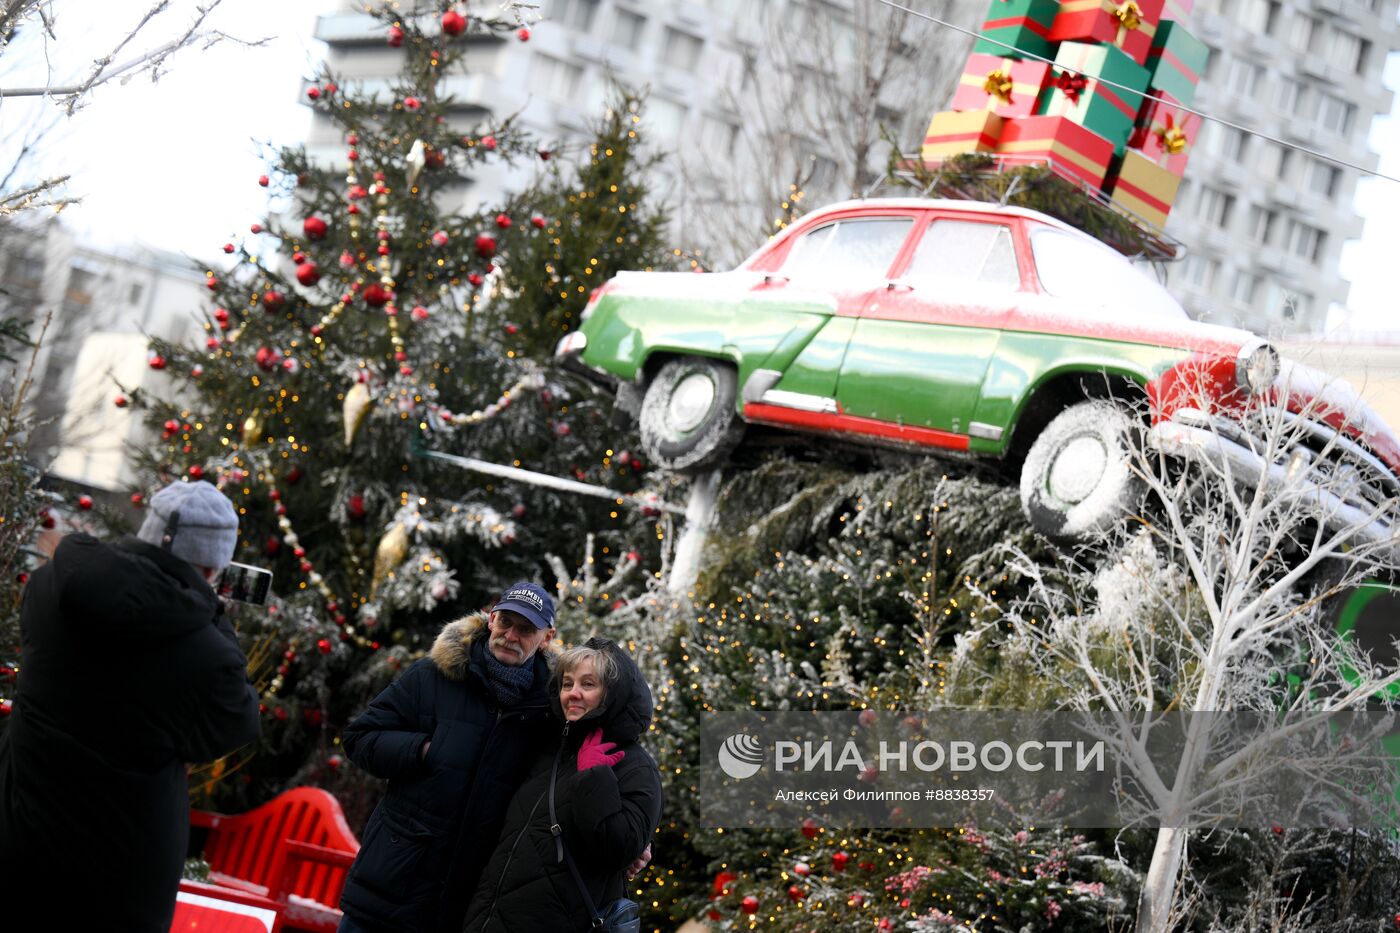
[639,357,745,473]
[1020,400,1143,539]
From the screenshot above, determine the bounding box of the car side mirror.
[886,280,914,292]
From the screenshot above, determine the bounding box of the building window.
[1230,269,1259,305]
[662,27,703,71]
[1245,205,1277,245]
[1274,79,1313,120]
[1285,220,1325,262]
[1324,27,1367,73]
[1255,142,1290,181]
[1197,187,1235,228]
[1223,58,1263,99]
[128,282,144,305]
[647,97,687,139]
[1288,13,1318,53]
[610,8,646,49]
[1179,254,1219,290]
[529,54,585,105]
[1302,158,1339,198]
[1236,0,1279,34]
[1201,121,1248,161]
[549,0,599,33]
[1316,93,1355,135]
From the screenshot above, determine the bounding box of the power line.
[874,0,1400,186]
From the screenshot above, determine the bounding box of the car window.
[1030,229,1188,320]
[904,220,1020,289]
[781,218,913,280]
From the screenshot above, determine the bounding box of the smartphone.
[215,562,274,605]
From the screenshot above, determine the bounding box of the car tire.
[639,357,745,473]
[1020,400,1143,539]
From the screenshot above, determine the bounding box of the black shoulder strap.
[549,729,604,929]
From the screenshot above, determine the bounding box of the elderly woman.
[462,637,663,933]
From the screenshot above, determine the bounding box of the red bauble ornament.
[467,273,483,287]
[295,262,321,286]
[531,214,546,229]
[223,243,235,254]
[206,337,221,350]
[39,510,55,529]
[163,419,180,436]
[517,27,530,41]
[859,708,878,727]
[363,283,390,307]
[263,290,286,312]
[402,96,421,111]
[495,213,512,229]
[255,346,282,371]
[441,10,466,35]
[77,495,93,511]
[114,394,128,408]
[474,233,497,258]
[348,185,368,201]
[411,305,429,322]
[832,851,850,872]
[250,223,262,234]
[305,86,320,100]
[741,896,759,915]
[387,25,404,46]
[303,708,323,727]
[787,885,804,903]
[322,82,337,95]
[538,149,552,161]
[317,638,332,655]
[424,147,446,169]
[347,494,366,519]
[273,706,289,721]
[481,135,497,150]
[792,862,811,877]
[266,535,281,556]
[205,277,218,291]
[148,355,167,370]
[303,216,328,240]
[511,503,527,518]
[188,464,204,480]
[327,754,342,772]
[213,308,229,322]
[258,174,269,187]
[504,323,519,335]
[130,493,144,508]
[801,817,819,839]
[285,466,303,485]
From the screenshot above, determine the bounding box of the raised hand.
[577,729,625,770]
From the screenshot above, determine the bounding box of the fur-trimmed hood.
[430,611,562,681]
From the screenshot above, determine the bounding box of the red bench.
[183,787,360,933]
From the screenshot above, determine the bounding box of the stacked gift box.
[920,0,1209,230]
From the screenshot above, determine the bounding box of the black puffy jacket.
[338,614,559,933]
[0,534,262,933]
[461,637,664,933]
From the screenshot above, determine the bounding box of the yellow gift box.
[921,110,1006,163]
[1108,148,1182,228]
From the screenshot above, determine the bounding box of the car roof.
[807,197,1099,242]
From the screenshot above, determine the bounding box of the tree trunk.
[1136,825,1186,933]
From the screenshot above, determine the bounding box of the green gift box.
[1036,42,1149,156]
[1146,21,1209,106]
[972,0,1061,61]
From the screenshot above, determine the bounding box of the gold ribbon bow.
[1155,115,1188,154]
[1114,0,1142,31]
[983,69,1014,103]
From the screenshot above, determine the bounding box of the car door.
[833,214,1024,449]
[739,213,916,416]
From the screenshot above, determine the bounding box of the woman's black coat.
[338,614,559,933]
[461,637,664,933]
[0,534,262,932]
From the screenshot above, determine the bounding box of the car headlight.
[1235,340,1279,395]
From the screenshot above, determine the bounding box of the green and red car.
[556,198,1400,544]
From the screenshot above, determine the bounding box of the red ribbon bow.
[1054,71,1088,102]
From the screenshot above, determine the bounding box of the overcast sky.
[3,0,1397,334]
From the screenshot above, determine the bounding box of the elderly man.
[337,583,563,933]
[0,480,263,932]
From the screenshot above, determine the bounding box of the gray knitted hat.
[136,480,239,572]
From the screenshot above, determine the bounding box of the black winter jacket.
[461,637,664,933]
[338,614,560,933]
[0,534,262,933]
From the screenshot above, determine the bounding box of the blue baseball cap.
[494,582,556,629]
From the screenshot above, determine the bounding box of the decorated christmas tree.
[114,2,673,815]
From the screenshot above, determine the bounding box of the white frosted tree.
[952,363,1400,932]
